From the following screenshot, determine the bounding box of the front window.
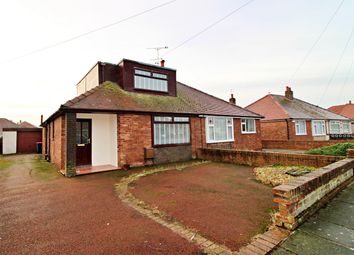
[329,121,341,134]
[206,116,234,143]
[312,120,326,136]
[295,120,307,135]
[241,119,256,134]
[343,121,351,133]
[153,116,190,145]
[134,69,168,92]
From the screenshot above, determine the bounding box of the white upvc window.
[342,121,352,134]
[153,116,190,145]
[329,121,341,134]
[312,120,326,136]
[241,119,256,134]
[295,120,307,135]
[134,69,168,92]
[206,116,234,143]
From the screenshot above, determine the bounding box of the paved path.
[272,182,354,255]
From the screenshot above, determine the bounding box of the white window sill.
[206,139,234,144]
[295,133,307,136]
[241,131,256,134]
[312,134,326,136]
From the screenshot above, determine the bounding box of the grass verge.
[0,156,13,171]
[30,156,61,181]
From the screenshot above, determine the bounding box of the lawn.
[129,162,275,251]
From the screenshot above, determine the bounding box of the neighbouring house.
[328,101,354,133]
[41,58,263,177]
[246,86,352,142]
[1,119,42,154]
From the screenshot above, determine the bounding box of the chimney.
[40,115,43,124]
[349,100,352,104]
[160,59,165,67]
[285,86,294,100]
[229,94,236,105]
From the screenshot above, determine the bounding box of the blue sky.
[0,0,353,125]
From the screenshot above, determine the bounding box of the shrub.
[305,143,354,156]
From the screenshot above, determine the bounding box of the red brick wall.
[118,114,152,167]
[197,148,343,168]
[49,115,66,170]
[260,121,289,140]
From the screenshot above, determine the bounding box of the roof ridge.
[177,81,262,117]
[269,94,290,119]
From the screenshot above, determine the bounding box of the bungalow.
[328,101,354,133]
[41,59,262,177]
[246,86,352,141]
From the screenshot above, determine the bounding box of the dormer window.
[134,69,168,92]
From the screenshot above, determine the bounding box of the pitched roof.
[61,81,262,118]
[246,94,348,121]
[18,121,38,128]
[0,118,19,130]
[328,103,354,120]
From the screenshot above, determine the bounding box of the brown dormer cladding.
[117,59,177,97]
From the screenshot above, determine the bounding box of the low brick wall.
[262,139,354,150]
[272,158,354,230]
[197,148,343,168]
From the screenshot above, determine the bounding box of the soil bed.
[129,162,275,251]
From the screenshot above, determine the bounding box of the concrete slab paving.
[271,182,354,255]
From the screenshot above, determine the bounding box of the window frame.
[295,120,307,136]
[134,68,169,93]
[240,118,257,134]
[311,120,326,136]
[152,115,191,147]
[205,116,234,144]
[342,121,352,134]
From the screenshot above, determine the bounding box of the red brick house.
[41,59,262,177]
[328,101,354,132]
[246,87,352,142]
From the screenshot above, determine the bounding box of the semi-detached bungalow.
[246,86,352,142]
[41,59,262,177]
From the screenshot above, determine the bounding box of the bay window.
[312,120,326,136]
[329,120,352,134]
[295,120,307,135]
[241,119,256,134]
[206,116,234,143]
[153,116,190,145]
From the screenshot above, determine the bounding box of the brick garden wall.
[272,156,354,230]
[263,139,354,150]
[197,148,343,168]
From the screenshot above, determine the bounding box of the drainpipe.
[286,119,291,140]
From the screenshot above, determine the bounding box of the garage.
[2,128,42,155]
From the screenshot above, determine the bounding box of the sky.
[0,0,353,126]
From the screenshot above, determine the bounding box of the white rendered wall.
[3,131,17,154]
[77,113,118,167]
[76,64,99,95]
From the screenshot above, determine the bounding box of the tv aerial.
[147,46,168,65]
